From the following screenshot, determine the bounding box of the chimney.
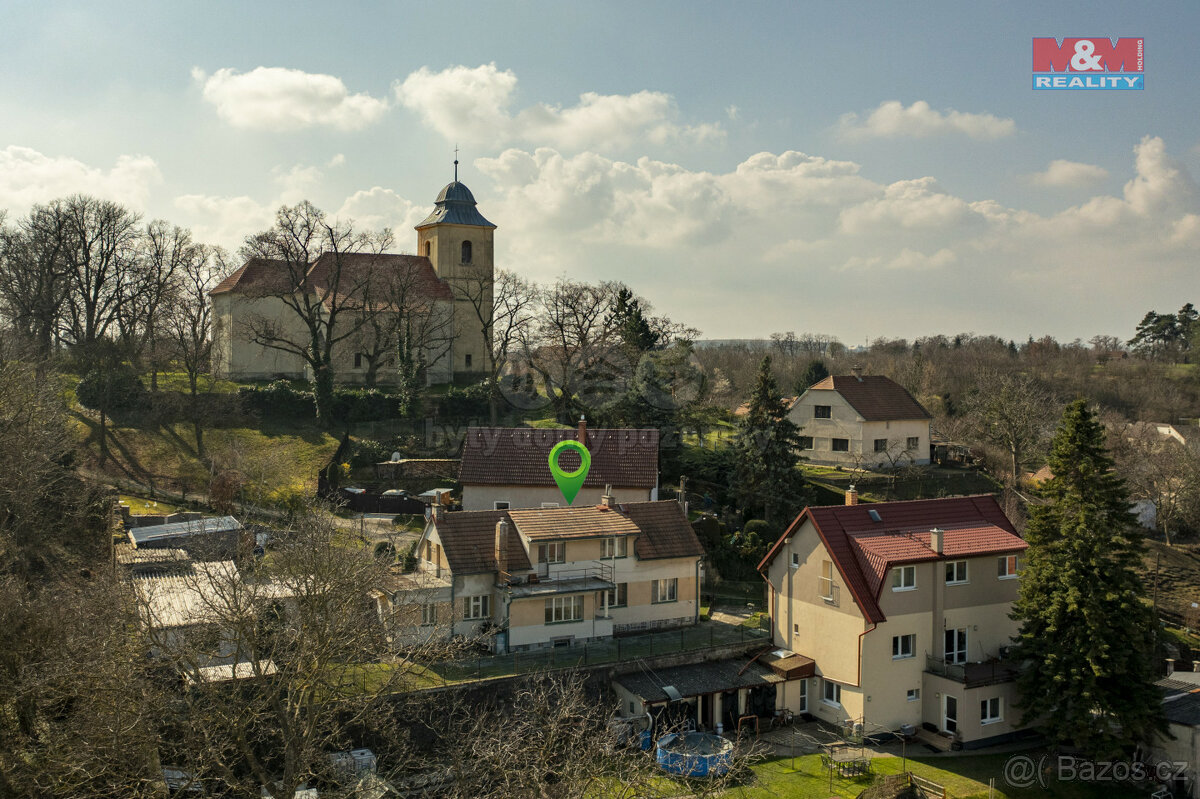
[577,415,587,446]
[845,486,858,506]
[1193,661,1199,673]
[430,504,441,521]
[495,519,510,585]
[600,484,614,508]
[1166,658,1176,677]
[930,528,944,555]
[851,364,863,382]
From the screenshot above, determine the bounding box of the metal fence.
[430,621,771,683]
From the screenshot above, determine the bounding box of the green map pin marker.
[548,440,591,506]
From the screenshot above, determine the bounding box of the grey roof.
[416,181,496,228]
[127,516,242,546]
[614,659,782,703]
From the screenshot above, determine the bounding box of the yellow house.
[391,496,704,652]
[758,494,1031,748]
[789,373,932,468]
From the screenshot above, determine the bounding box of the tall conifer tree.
[734,356,808,529]
[1011,399,1165,758]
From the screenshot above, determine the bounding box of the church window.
[461,240,472,264]
[354,353,363,369]
[465,354,473,369]
[424,241,431,257]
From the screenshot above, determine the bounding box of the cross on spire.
[453,145,459,182]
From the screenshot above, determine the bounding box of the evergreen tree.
[796,359,830,395]
[1011,399,1165,759]
[734,356,808,530]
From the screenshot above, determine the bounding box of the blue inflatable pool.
[655,732,734,777]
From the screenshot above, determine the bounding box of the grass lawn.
[119,494,182,515]
[732,752,1147,798]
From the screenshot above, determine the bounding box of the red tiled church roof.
[209,252,452,302]
[759,495,1025,624]
[458,426,659,489]
[805,375,932,421]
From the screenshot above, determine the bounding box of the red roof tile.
[507,505,641,541]
[806,375,931,421]
[622,500,705,560]
[209,252,452,304]
[759,495,1025,624]
[431,510,533,575]
[209,258,294,296]
[458,426,659,489]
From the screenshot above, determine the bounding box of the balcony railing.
[926,655,1019,687]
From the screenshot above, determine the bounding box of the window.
[798,436,814,450]
[493,501,510,510]
[814,405,832,419]
[545,595,584,623]
[464,353,472,369]
[823,680,841,706]
[461,240,472,264]
[798,679,808,712]
[831,438,850,452]
[945,628,968,664]
[980,697,1002,724]
[538,542,565,563]
[423,241,431,257]
[423,540,432,562]
[793,622,801,635]
[892,634,915,659]
[602,537,628,559]
[818,560,834,599]
[420,603,436,626]
[540,502,560,508]
[998,554,1021,579]
[791,552,800,569]
[874,438,888,453]
[891,565,916,591]
[463,595,490,620]
[652,578,678,603]
[945,560,968,585]
[602,583,627,608]
[906,436,920,450]
[907,688,921,702]
[353,352,363,369]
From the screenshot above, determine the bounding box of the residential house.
[1152,668,1200,797]
[387,495,703,652]
[789,373,932,467]
[457,420,659,511]
[758,494,1030,748]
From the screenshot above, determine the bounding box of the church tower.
[415,159,495,377]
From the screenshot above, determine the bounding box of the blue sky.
[1,1,1196,344]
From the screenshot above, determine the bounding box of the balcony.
[925,655,1020,688]
[503,564,614,598]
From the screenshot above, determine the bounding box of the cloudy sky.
[1,1,1196,345]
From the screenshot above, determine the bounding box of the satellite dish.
[390,452,401,462]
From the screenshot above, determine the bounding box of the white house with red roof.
[789,373,932,468]
[758,494,1030,748]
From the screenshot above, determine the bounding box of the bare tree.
[455,266,536,423]
[1108,417,1200,545]
[958,370,1059,486]
[240,202,391,427]
[0,208,70,364]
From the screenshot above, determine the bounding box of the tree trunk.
[313,362,336,428]
[98,408,108,465]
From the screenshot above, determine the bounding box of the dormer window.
[461,240,472,264]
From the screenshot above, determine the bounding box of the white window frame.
[538,541,565,564]
[892,633,916,659]
[907,688,920,702]
[873,438,888,453]
[945,560,968,585]
[831,437,850,452]
[980,696,1003,724]
[945,627,968,664]
[798,678,808,712]
[814,405,832,419]
[818,560,834,600]
[602,537,628,559]
[791,552,800,569]
[420,603,436,626]
[493,500,510,510]
[540,502,560,508]
[603,583,627,608]
[998,554,1021,579]
[906,436,920,451]
[822,679,841,707]
[652,578,678,604]
[793,622,801,635]
[463,595,490,621]
[892,565,916,591]
[545,595,584,624]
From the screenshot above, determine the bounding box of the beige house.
[1152,671,1200,797]
[210,177,495,384]
[758,494,1031,749]
[381,496,704,653]
[458,420,659,511]
[789,374,932,468]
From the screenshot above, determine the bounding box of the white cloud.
[839,177,977,234]
[839,100,1015,140]
[173,193,275,249]
[1028,159,1109,187]
[0,145,161,213]
[194,66,389,131]
[332,187,426,237]
[394,63,722,152]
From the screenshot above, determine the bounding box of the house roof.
[209,252,452,304]
[457,426,659,489]
[430,510,533,575]
[1159,675,1200,726]
[805,375,932,421]
[127,516,242,547]
[432,499,702,575]
[415,181,496,228]
[614,658,782,702]
[758,495,1024,624]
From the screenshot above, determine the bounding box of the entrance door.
[943,695,958,734]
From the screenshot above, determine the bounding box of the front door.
[943,695,958,734]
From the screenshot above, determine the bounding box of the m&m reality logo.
[1032,37,1143,90]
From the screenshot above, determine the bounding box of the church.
[210,170,495,385]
